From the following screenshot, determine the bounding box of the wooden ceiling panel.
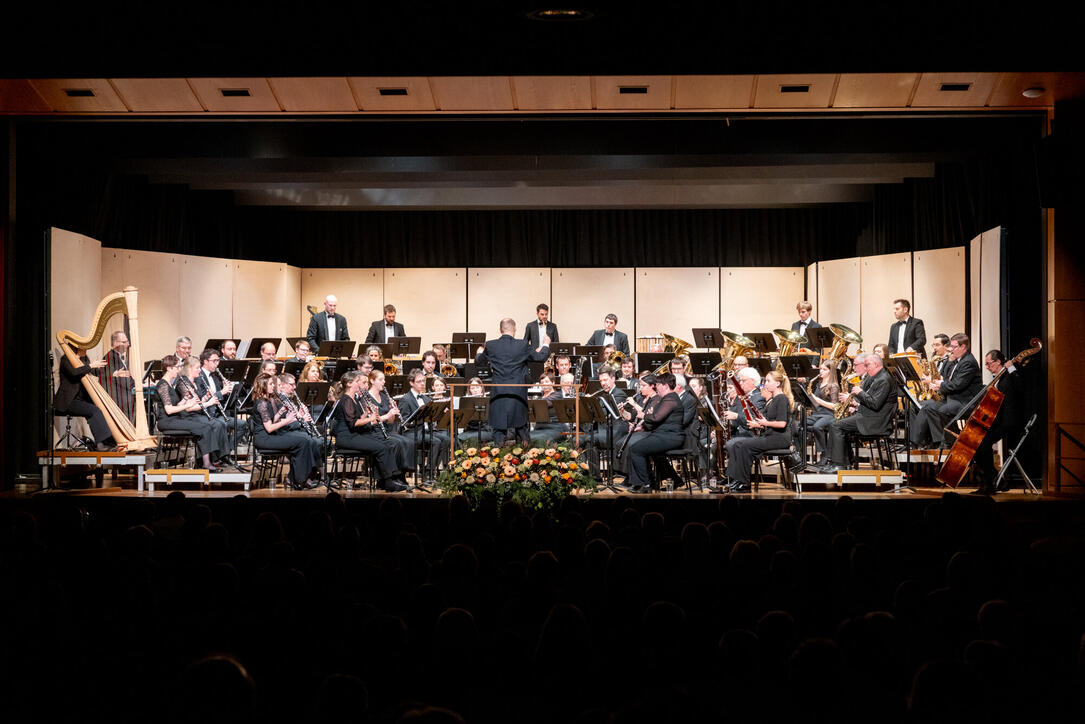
[512,76,592,110]
[911,73,998,107]
[348,77,436,111]
[594,76,673,109]
[754,74,837,108]
[188,78,281,112]
[0,79,51,113]
[268,77,357,111]
[28,78,128,112]
[988,72,1084,107]
[833,73,918,108]
[429,77,514,111]
[674,75,754,109]
[111,78,203,112]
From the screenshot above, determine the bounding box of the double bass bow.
[936,339,1042,488]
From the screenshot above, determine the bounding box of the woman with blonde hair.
[723,369,793,492]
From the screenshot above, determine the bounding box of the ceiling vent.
[618,86,649,94]
[378,88,409,96]
[939,83,972,92]
[780,84,810,93]
[63,88,95,97]
[220,88,252,97]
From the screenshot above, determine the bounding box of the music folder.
[387,336,421,356]
[452,332,487,345]
[743,332,777,356]
[779,354,820,377]
[296,381,331,407]
[283,360,305,377]
[549,342,576,356]
[687,352,719,376]
[637,354,672,373]
[317,340,357,359]
[446,343,475,360]
[807,327,837,350]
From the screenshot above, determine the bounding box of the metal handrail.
[1055,423,1085,493]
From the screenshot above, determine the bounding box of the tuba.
[711,331,756,374]
[652,333,692,374]
[55,287,157,451]
[773,329,808,359]
[826,323,863,380]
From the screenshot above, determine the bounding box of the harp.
[55,286,157,451]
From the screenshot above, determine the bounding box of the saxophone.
[833,375,862,419]
[923,354,947,401]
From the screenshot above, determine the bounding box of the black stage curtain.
[6,152,1046,478]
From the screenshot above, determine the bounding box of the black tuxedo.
[398,388,450,476]
[523,320,559,347]
[828,368,895,465]
[887,317,927,356]
[306,311,350,350]
[585,329,630,355]
[910,351,982,446]
[679,390,699,429]
[791,319,822,338]
[475,333,549,444]
[364,319,405,344]
[975,368,1027,490]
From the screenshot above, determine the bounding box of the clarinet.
[280,393,319,437]
[363,394,390,440]
[178,376,213,420]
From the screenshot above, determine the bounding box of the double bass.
[936,339,1042,487]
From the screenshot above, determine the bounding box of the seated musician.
[559,372,578,398]
[366,345,384,365]
[430,376,450,401]
[54,348,116,451]
[221,340,238,360]
[625,373,685,494]
[972,349,1026,495]
[289,340,315,364]
[590,344,616,379]
[420,350,441,378]
[174,337,193,361]
[96,330,136,425]
[806,360,841,467]
[909,333,983,449]
[819,353,895,472]
[871,343,889,360]
[259,359,279,376]
[194,348,239,435]
[259,342,278,361]
[277,373,322,441]
[333,371,408,493]
[367,370,415,479]
[723,370,794,492]
[154,355,229,471]
[586,367,628,474]
[300,360,325,383]
[457,377,493,447]
[615,373,658,475]
[530,374,565,445]
[398,368,451,477]
[723,365,766,438]
[618,356,638,385]
[356,356,374,377]
[249,373,323,489]
[552,354,573,381]
[687,376,711,474]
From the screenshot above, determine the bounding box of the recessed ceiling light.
[526,8,594,21]
[1021,87,1045,98]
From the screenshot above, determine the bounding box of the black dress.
[809,382,839,455]
[252,397,324,486]
[626,392,685,490]
[368,390,416,473]
[726,394,792,485]
[154,378,228,460]
[332,394,401,481]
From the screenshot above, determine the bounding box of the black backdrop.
[2,114,1048,479]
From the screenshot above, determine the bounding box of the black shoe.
[969,485,994,496]
[628,485,649,494]
[381,479,408,492]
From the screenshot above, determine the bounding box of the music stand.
[318,340,357,359]
[143,359,164,383]
[284,337,306,353]
[549,343,576,357]
[452,332,487,345]
[575,344,605,359]
[447,343,475,360]
[401,359,424,376]
[697,401,727,482]
[779,354,820,381]
[283,361,305,377]
[586,392,622,492]
[807,327,837,351]
[638,354,672,373]
[384,374,408,397]
[456,397,491,447]
[691,328,726,349]
[217,360,249,405]
[247,337,283,358]
[388,336,421,356]
[743,332,778,356]
[687,353,719,378]
[205,338,241,354]
[747,357,773,376]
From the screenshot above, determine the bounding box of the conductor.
[475,317,550,447]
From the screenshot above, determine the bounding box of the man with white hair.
[306,294,350,351]
[818,353,896,472]
[723,366,766,438]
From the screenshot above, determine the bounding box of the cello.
[936,339,1042,487]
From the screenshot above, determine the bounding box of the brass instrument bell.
[711,331,757,373]
[773,328,808,359]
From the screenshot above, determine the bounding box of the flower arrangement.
[438,444,596,510]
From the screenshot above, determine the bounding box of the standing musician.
[307,294,350,351]
[819,353,895,472]
[457,377,494,447]
[366,370,415,477]
[972,350,1027,495]
[365,304,405,344]
[524,302,559,347]
[474,317,550,447]
[55,347,115,451]
[791,301,822,339]
[250,373,322,489]
[398,368,451,477]
[586,313,631,355]
[624,373,685,494]
[723,370,794,492]
[887,298,927,356]
[724,366,766,438]
[909,333,983,449]
[155,355,229,470]
[805,360,841,468]
[97,330,136,424]
[332,370,406,492]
